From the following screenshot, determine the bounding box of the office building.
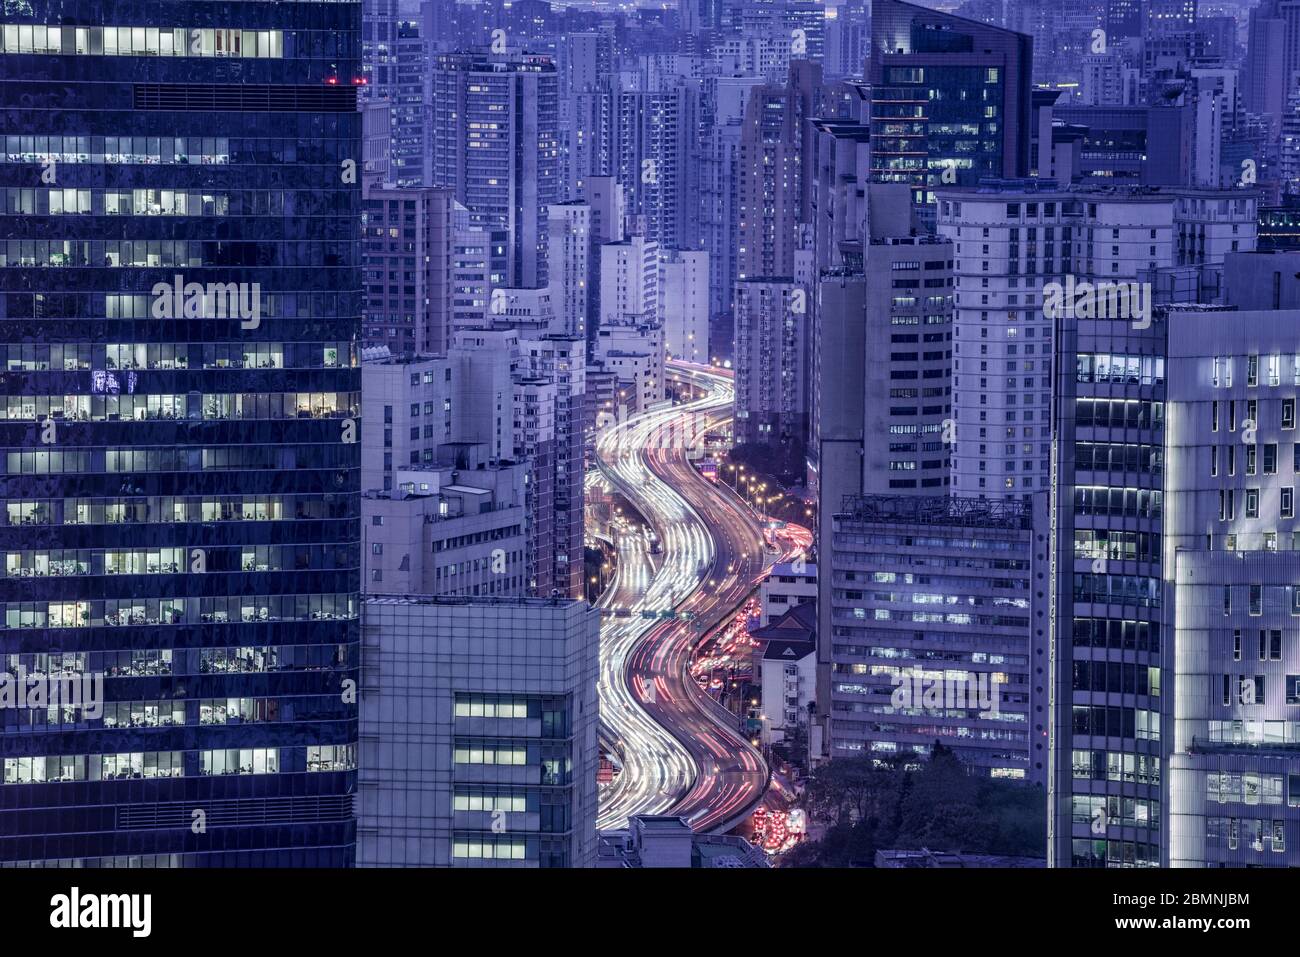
[935,182,1257,501]
[1047,188,1261,866]
[358,596,599,867]
[821,494,1048,783]
[1163,309,1300,866]
[0,0,362,866]
[1051,105,1193,186]
[1244,0,1300,132]
[1223,249,1300,309]
[868,0,1033,224]
[821,234,955,497]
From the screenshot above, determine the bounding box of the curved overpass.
[593,361,770,832]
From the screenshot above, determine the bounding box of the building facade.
[1164,310,1300,866]
[0,0,362,866]
[358,596,599,867]
[362,185,454,356]
[868,0,1033,227]
[822,495,1048,783]
[430,52,559,290]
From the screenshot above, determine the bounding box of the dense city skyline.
[1,0,1297,892]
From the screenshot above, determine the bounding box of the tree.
[779,745,1046,867]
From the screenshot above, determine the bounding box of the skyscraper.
[868,0,1033,226]
[935,182,1258,502]
[1,1,362,865]
[430,51,559,290]
[614,84,700,252]
[733,62,820,449]
[1046,189,1258,868]
[1243,0,1300,134]
[362,185,455,356]
[1164,308,1300,866]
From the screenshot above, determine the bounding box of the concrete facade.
[358,596,600,867]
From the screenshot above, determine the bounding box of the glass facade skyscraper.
[868,0,1033,227]
[1,0,362,866]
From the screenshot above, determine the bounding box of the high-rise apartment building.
[701,76,764,325]
[0,0,362,866]
[819,234,955,497]
[599,235,660,329]
[581,176,625,356]
[517,335,586,599]
[391,20,428,187]
[361,0,399,101]
[430,52,559,289]
[658,249,710,363]
[614,83,701,252]
[734,280,809,446]
[451,202,492,332]
[362,185,454,356]
[548,202,592,340]
[733,63,821,449]
[736,78,811,283]
[824,1,869,79]
[557,31,615,200]
[935,183,1257,502]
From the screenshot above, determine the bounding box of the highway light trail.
[592,361,770,832]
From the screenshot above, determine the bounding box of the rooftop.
[365,593,580,609]
[838,494,1032,530]
[936,178,1258,200]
